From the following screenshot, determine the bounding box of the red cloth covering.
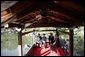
[26,44,67,56]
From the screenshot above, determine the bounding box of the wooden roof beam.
[47,1,84,21]
[1,1,35,27]
[22,29,69,36]
[26,21,72,28]
[8,23,22,28]
[46,9,82,22]
[10,1,35,14]
[47,16,71,24]
[15,11,40,23]
[54,1,84,13]
[15,3,40,20]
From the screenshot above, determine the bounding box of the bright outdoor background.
[1,26,84,56]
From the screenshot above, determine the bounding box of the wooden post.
[69,27,74,56]
[33,29,35,44]
[18,28,23,56]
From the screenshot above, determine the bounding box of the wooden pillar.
[33,29,35,44]
[69,27,74,56]
[55,28,59,36]
[18,28,23,56]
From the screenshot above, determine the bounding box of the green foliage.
[22,34,32,45]
[1,27,84,56]
[73,27,84,56]
[1,29,18,50]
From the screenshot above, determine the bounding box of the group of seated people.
[34,33,60,48]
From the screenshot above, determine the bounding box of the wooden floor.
[25,43,69,56]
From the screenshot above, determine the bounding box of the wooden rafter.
[26,21,72,28]
[1,1,84,28]
[47,16,71,24]
[46,9,76,22]
[22,29,69,36]
[10,1,35,14]
[54,1,84,13]
[47,1,84,21]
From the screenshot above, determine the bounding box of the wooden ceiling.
[1,1,84,28]
[1,1,18,11]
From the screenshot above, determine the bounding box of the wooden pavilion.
[1,1,84,56]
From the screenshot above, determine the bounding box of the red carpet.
[25,44,68,56]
